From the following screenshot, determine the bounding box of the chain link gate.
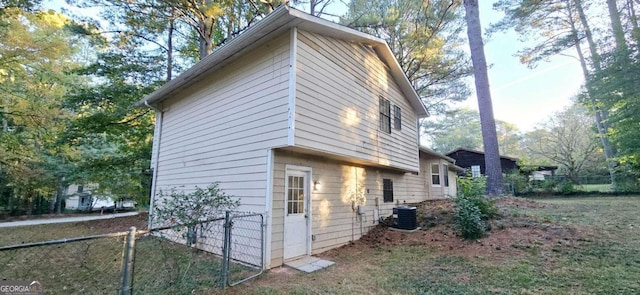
[220,212,265,288]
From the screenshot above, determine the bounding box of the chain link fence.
[0,211,265,294]
[0,232,128,294]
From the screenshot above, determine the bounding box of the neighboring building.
[139,6,456,268]
[446,148,519,176]
[64,184,135,212]
[419,148,464,199]
[445,147,557,177]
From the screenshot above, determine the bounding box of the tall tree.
[523,105,605,182]
[62,52,161,205]
[0,7,84,213]
[492,0,618,185]
[344,0,472,114]
[463,0,503,195]
[423,108,522,157]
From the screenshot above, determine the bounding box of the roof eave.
[419,147,455,163]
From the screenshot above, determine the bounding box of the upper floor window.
[444,165,449,187]
[393,105,401,130]
[471,165,481,178]
[379,97,391,133]
[383,179,394,203]
[431,163,441,186]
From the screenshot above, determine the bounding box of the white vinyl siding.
[270,150,410,267]
[153,33,291,213]
[293,31,420,172]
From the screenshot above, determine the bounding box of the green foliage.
[612,177,640,193]
[452,176,495,239]
[153,183,240,227]
[423,108,523,158]
[556,180,575,195]
[344,0,471,114]
[453,197,487,240]
[522,105,605,183]
[62,52,160,205]
[456,176,497,218]
[504,171,529,195]
[153,183,239,246]
[0,7,86,214]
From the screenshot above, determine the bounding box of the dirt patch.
[323,197,585,263]
[86,212,149,233]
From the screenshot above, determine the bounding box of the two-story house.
[138,6,446,268]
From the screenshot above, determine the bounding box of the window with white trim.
[471,165,481,178]
[431,163,441,186]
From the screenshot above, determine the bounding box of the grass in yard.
[575,184,612,192]
[2,197,639,294]
[0,213,233,294]
[230,196,640,295]
[0,213,148,246]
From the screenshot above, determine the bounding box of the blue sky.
[462,1,584,132]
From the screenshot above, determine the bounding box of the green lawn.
[229,196,640,295]
[575,184,613,192]
[2,197,639,294]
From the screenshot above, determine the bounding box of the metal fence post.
[220,211,232,289]
[121,226,137,295]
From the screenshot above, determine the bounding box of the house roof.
[419,147,465,172]
[419,146,455,162]
[135,6,429,117]
[445,147,519,162]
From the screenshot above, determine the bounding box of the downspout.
[145,100,163,228]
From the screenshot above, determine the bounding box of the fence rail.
[0,211,265,294]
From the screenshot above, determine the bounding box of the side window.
[431,163,441,186]
[379,97,391,133]
[383,179,394,203]
[444,165,449,187]
[393,105,401,130]
[471,165,481,178]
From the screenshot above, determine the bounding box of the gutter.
[145,100,162,227]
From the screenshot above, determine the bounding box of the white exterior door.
[284,169,310,260]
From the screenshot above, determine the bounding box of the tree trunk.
[167,19,174,81]
[198,17,215,60]
[628,0,640,44]
[571,0,617,185]
[607,0,629,54]
[574,0,601,71]
[463,0,503,195]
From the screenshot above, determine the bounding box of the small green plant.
[455,176,497,219]
[452,176,496,239]
[453,197,487,239]
[556,180,575,195]
[153,183,239,245]
[504,171,531,195]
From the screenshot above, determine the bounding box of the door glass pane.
[287,175,305,215]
